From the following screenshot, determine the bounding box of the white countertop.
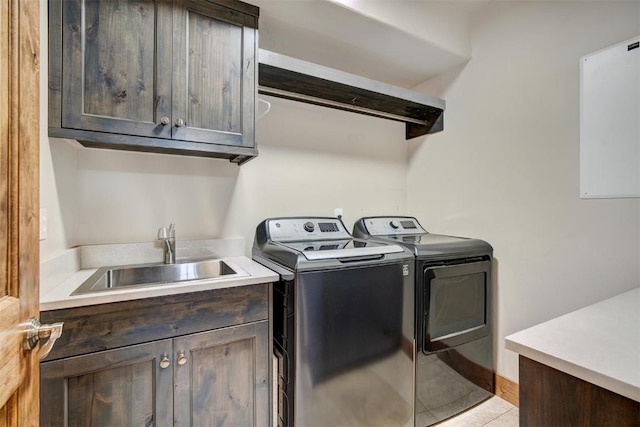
[505,287,640,402]
[40,238,279,311]
[41,256,278,311]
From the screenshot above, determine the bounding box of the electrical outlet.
[40,208,47,240]
[334,208,343,218]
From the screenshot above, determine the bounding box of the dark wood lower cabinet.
[519,356,640,427]
[41,339,174,426]
[40,284,271,426]
[174,322,269,426]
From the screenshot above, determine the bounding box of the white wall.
[408,0,640,382]
[40,95,408,259]
[39,0,78,259]
[221,97,408,254]
[40,139,79,257]
[329,0,477,59]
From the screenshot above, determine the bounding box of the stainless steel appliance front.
[353,216,494,427]
[253,217,415,427]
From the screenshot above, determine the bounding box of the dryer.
[353,216,494,427]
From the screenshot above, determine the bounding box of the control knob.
[389,220,401,229]
[303,221,315,232]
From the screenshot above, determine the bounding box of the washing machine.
[353,216,494,427]
[253,217,415,427]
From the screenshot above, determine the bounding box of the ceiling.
[250,0,489,88]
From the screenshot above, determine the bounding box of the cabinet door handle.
[177,351,187,365]
[160,116,170,125]
[159,354,171,369]
[174,118,185,127]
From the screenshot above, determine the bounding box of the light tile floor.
[436,396,519,427]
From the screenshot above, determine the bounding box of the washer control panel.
[267,217,350,242]
[362,217,427,236]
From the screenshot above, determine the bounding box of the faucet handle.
[158,227,168,240]
[168,223,175,238]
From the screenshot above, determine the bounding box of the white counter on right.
[505,287,640,402]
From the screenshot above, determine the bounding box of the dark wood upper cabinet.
[49,0,259,164]
[172,0,256,148]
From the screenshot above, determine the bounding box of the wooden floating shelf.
[258,49,445,139]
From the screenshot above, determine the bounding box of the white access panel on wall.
[580,35,639,199]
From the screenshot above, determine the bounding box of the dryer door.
[423,260,491,353]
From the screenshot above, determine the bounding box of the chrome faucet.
[158,223,176,264]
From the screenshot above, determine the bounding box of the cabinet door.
[172,0,257,148]
[59,0,173,139]
[41,339,174,427]
[174,321,269,426]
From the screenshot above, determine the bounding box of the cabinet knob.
[175,118,185,127]
[177,351,187,365]
[159,355,171,369]
[160,116,170,125]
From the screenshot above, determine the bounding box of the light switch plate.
[40,208,47,240]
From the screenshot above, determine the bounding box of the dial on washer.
[304,221,315,232]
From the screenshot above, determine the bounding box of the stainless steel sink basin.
[72,259,247,295]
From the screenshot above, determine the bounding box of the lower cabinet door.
[173,321,269,427]
[40,339,174,427]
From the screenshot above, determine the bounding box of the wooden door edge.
[0,296,21,407]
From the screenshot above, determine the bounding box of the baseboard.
[495,372,519,407]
